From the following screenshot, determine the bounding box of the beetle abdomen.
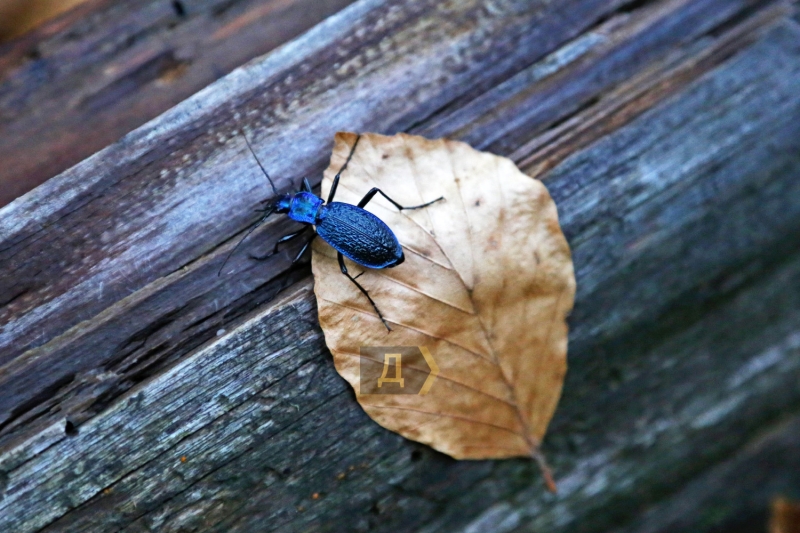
[317,202,403,269]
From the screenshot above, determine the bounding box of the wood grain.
[0,0,357,206]
[0,0,798,531]
[611,415,800,533]
[0,0,91,41]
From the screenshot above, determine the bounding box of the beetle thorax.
[287,192,324,225]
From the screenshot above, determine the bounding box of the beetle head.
[272,194,292,214]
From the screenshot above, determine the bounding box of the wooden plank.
[0,0,654,440]
[0,0,798,531]
[0,0,784,442]
[3,54,800,525]
[612,415,800,533]
[0,0,357,206]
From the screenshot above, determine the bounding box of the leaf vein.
[366,404,522,437]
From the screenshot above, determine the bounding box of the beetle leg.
[292,233,317,263]
[327,135,362,204]
[217,206,275,276]
[249,228,307,261]
[301,177,312,193]
[337,252,391,331]
[327,172,340,204]
[357,188,443,211]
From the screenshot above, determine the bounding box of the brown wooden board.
[0,0,798,531]
[0,0,357,206]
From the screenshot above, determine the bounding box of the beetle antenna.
[242,133,278,196]
[217,207,274,276]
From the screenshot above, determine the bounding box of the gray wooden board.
[0,0,643,431]
[609,415,800,533]
[0,1,799,532]
[0,0,783,445]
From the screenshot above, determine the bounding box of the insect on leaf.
[312,132,575,490]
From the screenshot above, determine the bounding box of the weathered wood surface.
[612,414,800,533]
[0,0,356,207]
[1,0,799,531]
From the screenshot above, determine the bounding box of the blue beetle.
[220,134,442,331]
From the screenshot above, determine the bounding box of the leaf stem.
[532,448,557,493]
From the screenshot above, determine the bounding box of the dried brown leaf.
[771,497,800,533]
[312,132,575,485]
